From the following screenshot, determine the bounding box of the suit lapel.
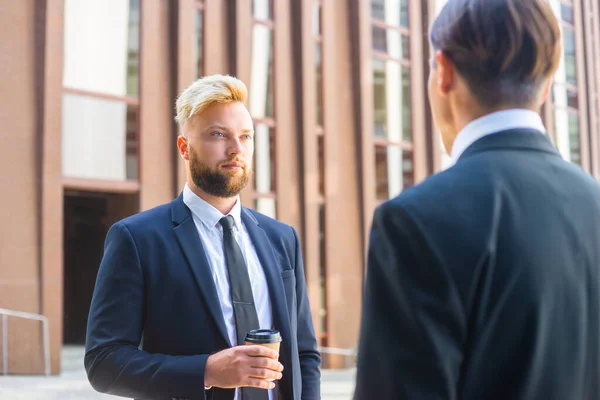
[171,195,231,347]
[241,208,293,363]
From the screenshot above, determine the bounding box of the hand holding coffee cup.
[204,334,283,390]
[245,329,283,382]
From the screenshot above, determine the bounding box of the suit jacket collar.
[451,109,547,162]
[170,194,231,346]
[457,128,561,164]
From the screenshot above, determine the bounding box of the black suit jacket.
[354,130,600,399]
[85,194,321,400]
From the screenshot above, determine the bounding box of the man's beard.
[189,149,252,198]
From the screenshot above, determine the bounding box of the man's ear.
[434,50,455,95]
[177,135,189,161]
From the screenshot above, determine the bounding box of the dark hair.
[429,0,562,108]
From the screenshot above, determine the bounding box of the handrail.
[318,346,357,369]
[0,308,50,376]
[318,346,357,357]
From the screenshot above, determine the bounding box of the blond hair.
[174,74,248,125]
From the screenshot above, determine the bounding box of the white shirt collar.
[182,183,242,230]
[451,109,547,163]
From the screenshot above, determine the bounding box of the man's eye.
[242,134,253,140]
[213,131,225,137]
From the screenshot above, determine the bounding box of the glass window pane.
[253,0,272,20]
[62,93,138,180]
[125,106,139,180]
[402,149,415,188]
[401,66,411,142]
[372,26,410,59]
[371,0,409,28]
[560,4,574,24]
[552,84,579,110]
[371,0,385,20]
[554,107,580,164]
[315,42,323,126]
[399,0,409,27]
[253,124,276,193]
[196,10,204,78]
[313,3,321,36]
[254,198,276,219]
[127,0,140,96]
[318,203,327,336]
[568,113,580,165]
[372,58,412,143]
[401,34,411,59]
[372,25,388,53]
[563,27,577,85]
[375,145,413,201]
[318,135,325,196]
[249,24,274,119]
[64,0,140,97]
[373,58,386,137]
[566,89,579,109]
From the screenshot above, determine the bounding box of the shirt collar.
[182,183,242,230]
[451,109,547,163]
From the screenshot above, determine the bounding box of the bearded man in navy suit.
[85,74,320,400]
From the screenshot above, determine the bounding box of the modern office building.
[1,0,599,374]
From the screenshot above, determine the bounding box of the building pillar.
[0,0,63,374]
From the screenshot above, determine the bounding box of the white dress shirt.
[182,184,274,400]
[451,109,547,163]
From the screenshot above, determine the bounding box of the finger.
[247,368,283,381]
[241,345,279,359]
[243,378,276,390]
[249,357,284,372]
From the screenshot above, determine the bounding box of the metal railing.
[0,308,50,376]
[319,346,357,369]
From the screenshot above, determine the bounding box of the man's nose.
[228,137,243,154]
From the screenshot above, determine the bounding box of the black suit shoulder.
[386,148,600,228]
[381,157,497,230]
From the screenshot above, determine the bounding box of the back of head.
[430,0,562,108]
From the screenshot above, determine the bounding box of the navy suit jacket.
[354,130,600,399]
[85,194,321,400]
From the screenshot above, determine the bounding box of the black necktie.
[219,216,268,400]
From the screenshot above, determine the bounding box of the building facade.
[1,0,599,374]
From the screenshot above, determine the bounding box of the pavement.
[0,346,355,399]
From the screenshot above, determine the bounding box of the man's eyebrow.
[203,125,254,134]
[204,124,229,131]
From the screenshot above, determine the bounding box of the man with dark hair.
[354,0,600,399]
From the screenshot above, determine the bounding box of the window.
[371,0,414,202]
[550,0,582,164]
[585,0,600,176]
[250,0,276,218]
[196,0,205,78]
[313,0,327,345]
[62,0,140,181]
